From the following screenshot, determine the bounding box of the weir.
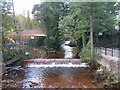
[24,59,88,68]
[25,62,88,68]
[3,59,94,88]
[23,40,85,68]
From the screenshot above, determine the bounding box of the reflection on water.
[2,61,98,88]
[3,67,97,88]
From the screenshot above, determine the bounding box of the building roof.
[12,29,46,37]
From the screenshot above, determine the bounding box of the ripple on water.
[2,63,98,88]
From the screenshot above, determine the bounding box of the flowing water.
[61,41,73,58]
[2,60,99,89]
[2,41,99,89]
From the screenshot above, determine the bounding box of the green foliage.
[59,14,77,41]
[32,2,117,55]
[79,41,91,62]
[3,48,32,62]
[32,2,68,49]
[98,66,117,83]
[39,48,46,58]
[27,38,45,48]
[18,50,32,60]
[3,50,17,62]
[79,41,101,62]
[2,14,14,42]
[1,1,16,49]
[16,14,37,30]
[59,2,117,47]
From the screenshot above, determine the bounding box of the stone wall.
[98,54,119,77]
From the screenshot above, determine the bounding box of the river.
[2,41,100,89]
[2,59,100,89]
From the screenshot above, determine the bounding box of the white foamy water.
[61,41,73,58]
[26,63,89,68]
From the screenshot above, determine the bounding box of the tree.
[16,14,36,30]
[59,2,117,48]
[2,1,15,44]
[59,2,90,48]
[32,2,68,49]
[16,15,27,30]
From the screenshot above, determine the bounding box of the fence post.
[96,47,97,53]
[112,48,113,57]
[100,47,101,53]
[105,48,107,55]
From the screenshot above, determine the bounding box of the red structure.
[12,29,46,41]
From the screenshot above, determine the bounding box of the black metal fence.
[95,47,119,58]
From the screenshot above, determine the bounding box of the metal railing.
[95,47,119,58]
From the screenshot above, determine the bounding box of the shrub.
[79,41,101,62]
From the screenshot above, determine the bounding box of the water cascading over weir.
[2,41,93,88]
[24,59,88,68]
[24,41,89,68]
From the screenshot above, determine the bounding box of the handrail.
[95,47,119,58]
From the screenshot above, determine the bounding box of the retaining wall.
[98,54,120,77]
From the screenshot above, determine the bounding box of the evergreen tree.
[32,2,68,49]
[59,2,117,47]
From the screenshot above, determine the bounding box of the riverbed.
[2,60,100,89]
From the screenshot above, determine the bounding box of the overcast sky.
[13,0,42,17]
[7,0,118,18]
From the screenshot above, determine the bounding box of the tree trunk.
[12,0,20,49]
[95,33,98,45]
[118,9,120,81]
[82,32,86,48]
[90,15,94,59]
